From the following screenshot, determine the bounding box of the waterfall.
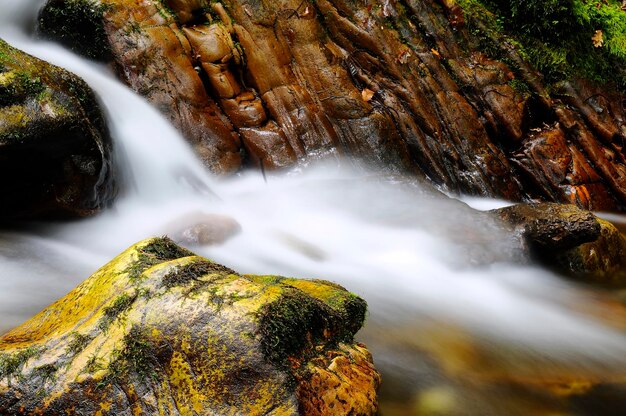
[3,1,626,412]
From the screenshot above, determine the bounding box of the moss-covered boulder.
[0,237,380,415]
[0,39,115,219]
[494,203,626,285]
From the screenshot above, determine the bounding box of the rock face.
[0,237,380,415]
[0,39,115,219]
[38,0,626,210]
[494,203,626,285]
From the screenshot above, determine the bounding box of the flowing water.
[3,2,626,414]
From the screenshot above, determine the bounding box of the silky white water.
[3,1,626,411]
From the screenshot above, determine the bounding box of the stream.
[3,1,626,414]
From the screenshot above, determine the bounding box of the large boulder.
[37,0,626,210]
[0,39,115,219]
[0,237,380,415]
[493,203,626,285]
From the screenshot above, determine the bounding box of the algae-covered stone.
[0,237,380,415]
[493,203,626,285]
[0,39,114,219]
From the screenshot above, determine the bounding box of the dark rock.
[493,203,626,285]
[494,203,601,252]
[0,39,115,219]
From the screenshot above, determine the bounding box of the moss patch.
[161,259,236,289]
[459,0,626,90]
[66,332,92,356]
[38,0,113,61]
[0,71,45,107]
[123,237,194,280]
[98,291,137,332]
[256,284,367,367]
[102,326,163,387]
[32,364,57,385]
[0,347,42,384]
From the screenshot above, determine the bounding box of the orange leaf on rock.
[362,88,375,102]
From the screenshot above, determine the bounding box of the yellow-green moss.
[160,259,235,289]
[98,291,138,332]
[123,236,194,280]
[0,238,374,414]
[459,0,626,90]
[0,346,42,384]
[66,332,93,356]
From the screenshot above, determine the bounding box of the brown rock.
[37,0,626,209]
[241,122,298,169]
[222,93,267,128]
[494,202,626,285]
[203,62,242,98]
[183,24,235,64]
[163,211,242,246]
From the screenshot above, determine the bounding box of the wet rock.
[0,237,380,415]
[494,203,601,252]
[163,211,242,246]
[0,39,115,219]
[40,0,241,174]
[37,0,626,210]
[493,203,626,285]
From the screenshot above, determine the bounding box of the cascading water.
[4,1,626,413]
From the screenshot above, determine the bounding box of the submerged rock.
[0,237,380,415]
[163,211,241,246]
[0,39,115,219]
[493,203,626,285]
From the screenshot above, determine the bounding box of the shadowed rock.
[0,237,380,415]
[0,39,115,219]
[494,203,626,285]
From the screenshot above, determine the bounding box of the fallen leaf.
[431,48,441,58]
[397,49,411,64]
[362,88,375,102]
[592,29,604,48]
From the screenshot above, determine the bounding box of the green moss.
[155,0,179,23]
[98,291,137,332]
[66,332,92,356]
[38,0,112,61]
[161,259,235,289]
[123,237,194,280]
[0,347,42,384]
[32,364,57,384]
[508,77,531,97]
[141,236,194,260]
[252,276,368,356]
[258,288,328,365]
[245,274,285,285]
[85,353,104,373]
[459,0,626,90]
[255,285,367,367]
[0,71,45,107]
[101,326,161,387]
